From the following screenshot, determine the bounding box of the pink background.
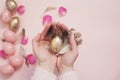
[0,0,120,80]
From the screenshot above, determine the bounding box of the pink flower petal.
[21,36,28,45]
[17,5,25,15]
[58,6,67,16]
[42,15,52,26]
[26,54,36,64]
[0,50,7,59]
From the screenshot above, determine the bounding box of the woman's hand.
[57,33,79,74]
[32,24,57,73]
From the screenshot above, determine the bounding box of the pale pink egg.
[0,10,11,24]
[3,42,15,56]
[3,30,17,43]
[9,55,24,69]
[0,64,15,76]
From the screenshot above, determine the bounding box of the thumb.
[32,33,41,47]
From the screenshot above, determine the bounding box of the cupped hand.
[32,24,57,73]
[57,33,79,73]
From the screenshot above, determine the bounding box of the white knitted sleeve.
[58,71,79,80]
[31,66,57,80]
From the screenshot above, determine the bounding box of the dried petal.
[58,6,67,16]
[26,54,36,64]
[58,44,70,54]
[44,6,56,13]
[15,29,24,45]
[21,36,28,45]
[42,15,52,26]
[75,38,82,45]
[22,28,25,36]
[23,56,29,67]
[17,5,25,15]
[0,50,7,59]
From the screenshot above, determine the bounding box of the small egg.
[6,0,17,12]
[50,36,63,53]
[9,17,20,31]
[3,29,16,43]
[3,42,15,56]
[9,55,23,69]
[0,64,15,76]
[0,10,11,24]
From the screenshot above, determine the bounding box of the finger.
[40,24,51,40]
[57,22,69,31]
[69,33,77,51]
[61,24,69,31]
[39,41,49,46]
[32,33,41,45]
[40,22,56,40]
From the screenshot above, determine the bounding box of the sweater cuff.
[31,66,57,80]
[58,71,79,80]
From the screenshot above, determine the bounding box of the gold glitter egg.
[9,17,20,31]
[6,0,17,12]
[50,36,63,53]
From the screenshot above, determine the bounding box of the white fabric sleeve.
[58,71,79,80]
[31,66,57,80]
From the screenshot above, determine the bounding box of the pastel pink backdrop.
[0,0,120,80]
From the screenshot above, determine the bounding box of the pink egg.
[0,10,11,24]
[3,42,15,56]
[3,30,17,43]
[0,64,15,76]
[9,55,24,69]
